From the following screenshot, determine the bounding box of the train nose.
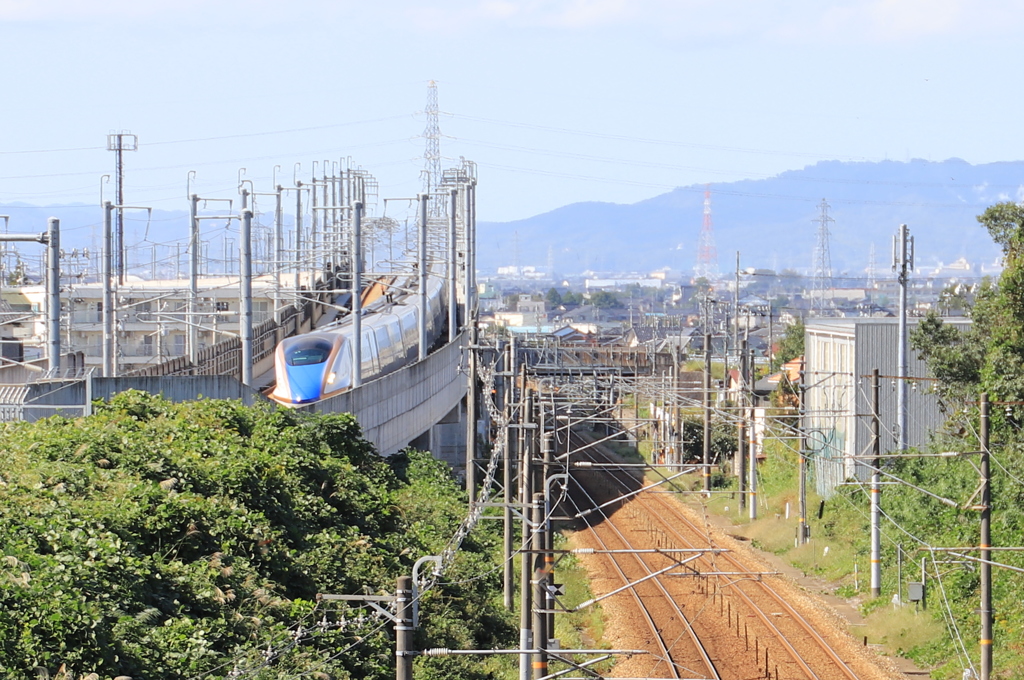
[285,364,328,403]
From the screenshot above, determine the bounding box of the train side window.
[386,317,404,358]
[375,326,392,365]
[361,331,379,374]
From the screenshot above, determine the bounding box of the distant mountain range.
[2,158,1018,281]
[478,158,1021,278]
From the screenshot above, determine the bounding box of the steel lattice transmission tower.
[422,81,445,217]
[810,198,836,316]
[694,185,719,280]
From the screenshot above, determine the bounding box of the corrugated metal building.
[804,317,970,497]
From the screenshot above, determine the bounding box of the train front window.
[286,339,333,366]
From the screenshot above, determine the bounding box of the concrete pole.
[503,342,515,609]
[798,378,809,544]
[46,218,60,373]
[980,393,992,680]
[532,491,548,680]
[395,575,413,680]
[418,193,428,362]
[352,201,363,388]
[294,182,303,292]
[733,252,740,366]
[741,337,749,512]
[703,332,712,493]
[462,184,473,327]
[102,202,115,377]
[188,194,200,365]
[520,388,534,680]
[749,342,757,518]
[466,325,478,501]
[895,223,911,450]
[870,368,882,597]
[542,433,556,644]
[448,188,458,342]
[240,209,253,387]
[468,181,477,313]
[274,186,283,315]
[311,176,319,287]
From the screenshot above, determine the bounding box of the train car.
[269,273,447,406]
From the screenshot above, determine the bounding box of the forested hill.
[0,392,513,679]
[479,158,1022,275]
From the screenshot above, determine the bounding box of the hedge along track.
[571,432,862,680]
[566,459,722,680]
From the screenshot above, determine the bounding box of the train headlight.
[328,371,337,383]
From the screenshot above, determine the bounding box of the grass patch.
[741,517,802,555]
[553,532,614,676]
[863,605,944,657]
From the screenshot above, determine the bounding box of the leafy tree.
[545,287,562,307]
[589,290,619,309]
[774,319,804,369]
[0,392,514,679]
[911,202,1024,406]
[562,290,582,306]
[899,202,1024,675]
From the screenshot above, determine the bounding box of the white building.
[1,275,280,372]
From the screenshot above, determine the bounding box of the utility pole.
[239,210,253,387]
[503,341,515,609]
[798,375,809,544]
[893,224,914,450]
[703,331,712,494]
[418,193,429,361]
[352,201,363,387]
[870,368,881,597]
[102,202,115,377]
[188,194,200,365]
[520,387,534,680]
[980,393,992,680]
[45,218,60,372]
[466,182,477,321]
[532,491,548,680]
[274,185,283,315]
[747,341,757,520]
[738,338,748,512]
[466,332,478,502]
[106,132,137,285]
[448,188,458,342]
[395,575,414,680]
[733,252,740,362]
[542,433,556,645]
[294,181,304,292]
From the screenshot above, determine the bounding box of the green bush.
[0,391,515,679]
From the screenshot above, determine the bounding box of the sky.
[1,0,1023,226]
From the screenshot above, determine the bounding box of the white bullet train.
[269,272,447,406]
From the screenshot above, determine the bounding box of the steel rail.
[581,434,861,680]
[567,432,719,680]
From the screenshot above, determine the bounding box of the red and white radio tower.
[694,185,719,280]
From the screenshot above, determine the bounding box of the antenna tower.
[867,242,877,288]
[694,185,719,280]
[422,81,444,217]
[810,198,835,316]
[107,131,138,284]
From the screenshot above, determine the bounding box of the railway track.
[565,428,874,680]
[567,462,721,680]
